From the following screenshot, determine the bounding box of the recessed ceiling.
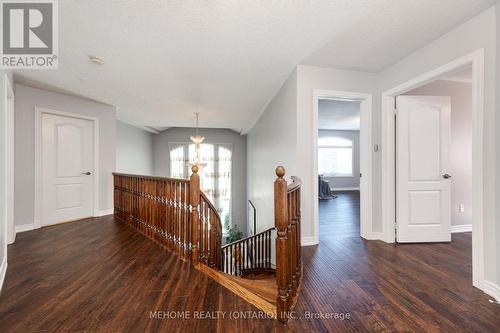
[12,0,495,133]
[318,100,360,131]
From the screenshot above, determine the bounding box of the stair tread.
[197,265,277,316]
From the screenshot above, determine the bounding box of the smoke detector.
[89,55,104,65]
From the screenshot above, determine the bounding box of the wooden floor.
[320,191,360,238]
[0,215,498,332]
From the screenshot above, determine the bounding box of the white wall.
[247,69,298,234]
[116,121,153,175]
[296,66,378,241]
[153,127,247,234]
[14,85,116,227]
[495,2,500,294]
[404,80,472,227]
[0,71,13,289]
[378,6,497,288]
[318,130,360,189]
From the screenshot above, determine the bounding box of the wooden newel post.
[190,165,200,265]
[275,166,289,322]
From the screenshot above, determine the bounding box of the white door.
[41,113,94,226]
[396,96,451,242]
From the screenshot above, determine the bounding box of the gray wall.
[404,80,472,227]
[14,84,116,227]
[153,127,247,235]
[318,130,360,189]
[247,69,298,233]
[116,121,154,175]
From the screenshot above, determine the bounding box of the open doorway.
[312,90,373,243]
[381,50,485,290]
[317,99,361,239]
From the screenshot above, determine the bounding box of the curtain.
[168,142,233,231]
[168,143,188,178]
[217,144,232,229]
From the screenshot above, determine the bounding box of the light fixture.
[189,113,207,169]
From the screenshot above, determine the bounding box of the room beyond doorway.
[312,90,373,243]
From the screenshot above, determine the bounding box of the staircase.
[113,166,302,323]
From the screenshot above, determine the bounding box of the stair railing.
[274,166,302,323]
[113,165,222,269]
[221,227,274,275]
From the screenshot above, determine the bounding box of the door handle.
[443,173,452,179]
[81,172,92,175]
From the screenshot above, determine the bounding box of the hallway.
[1,216,498,332]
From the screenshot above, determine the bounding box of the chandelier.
[189,113,207,169]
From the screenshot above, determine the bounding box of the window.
[318,137,353,176]
[168,142,232,231]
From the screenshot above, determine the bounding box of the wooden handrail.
[113,172,190,183]
[221,227,274,275]
[287,176,302,193]
[274,166,302,323]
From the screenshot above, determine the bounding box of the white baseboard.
[362,232,384,241]
[0,257,7,293]
[15,223,39,233]
[331,187,360,191]
[483,280,500,303]
[94,209,114,217]
[451,224,472,233]
[301,236,317,246]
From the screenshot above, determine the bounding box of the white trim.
[313,90,373,244]
[440,77,473,84]
[3,75,15,247]
[331,187,360,191]
[362,232,384,241]
[0,257,7,293]
[483,280,500,303]
[301,236,316,246]
[15,223,39,233]
[34,107,100,228]
[451,224,472,233]
[94,209,114,217]
[381,49,485,290]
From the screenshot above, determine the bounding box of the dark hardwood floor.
[0,215,498,332]
[319,191,360,239]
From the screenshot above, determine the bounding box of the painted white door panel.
[41,113,94,226]
[396,96,451,242]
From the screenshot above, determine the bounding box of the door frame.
[4,75,14,244]
[312,90,373,242]
[34,107,100,228]
[381,49,484,288]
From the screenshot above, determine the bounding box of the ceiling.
[318,100,360,131]
[13,0,496,133]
